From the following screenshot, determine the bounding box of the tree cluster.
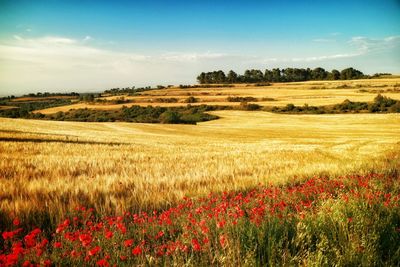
[40,105,221,124]
[23,92,79,97]
[197,67,366,84]
[103,85,173,96]
[0,99,72,118]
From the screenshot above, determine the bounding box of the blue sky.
[0,0,399,94]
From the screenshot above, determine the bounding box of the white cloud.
[312,38,335,43]
[13,35,23,41]
[304,35,400,63]
[160,52,229,62]
[0,35,208,93]
[0,34,399,94]
[291,53,361,62]
[83,35,92,42]
[349,35,400,54]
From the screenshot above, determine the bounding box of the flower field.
[1,173,399,266]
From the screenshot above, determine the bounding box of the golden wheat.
[1,109,399,222]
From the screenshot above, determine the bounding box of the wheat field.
[1,109,399,224]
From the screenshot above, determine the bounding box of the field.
[1,78,400,265]
[34,78,400,114]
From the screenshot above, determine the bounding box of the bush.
[227,96,258,102]
[240,102,261,111]
[185,96,199,103]
[160,111,181,124]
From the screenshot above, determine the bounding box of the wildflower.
[96,259,110,266]
[24,229,41,248]
[43,259,52,267]
[2,228,22,240]
[120,255,127,261]
[71,250,81,258]
[217,220,226,229]
[54,242,62,248]
[117,223,127,234]
[219,234,227,248]
[13,218,20,226]
[192,238,201,251]
[156,230,164,239]
[79,233,92,247]
[88,246,101,256]
[104,230,113,239]
[132,246,142,256]
[124,239,134,247]
[35,247,43,256]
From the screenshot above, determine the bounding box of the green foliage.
[0,99,73,118]
[184,96,199,103]
[152,98,178,103]
[240,102,261,111]
[227,96,258,102]
[44,105,220,124]
[103,85,168,96]
[160,111,181,124]
[340,67,365,80]
[79,94,96,102]
[271,95,400,114]
[179,84,234,89]
[198,67,367,84]
[23,92,79,97]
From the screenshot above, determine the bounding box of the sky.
[0,0,399,95]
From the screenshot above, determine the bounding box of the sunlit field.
[34,78,400,114]
[1,79,400,265]
[1,110,399,220]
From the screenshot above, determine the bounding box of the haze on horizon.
[0,0,399,96]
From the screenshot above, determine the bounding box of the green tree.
[227,70,238,83]
[311,67,328,80]
[197,72,206,84]
[340,68,364,80]
[328,69,340,80]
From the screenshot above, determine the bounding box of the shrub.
[160,111,181,124]
[185,96,199,103]
[227,96,258,102]
[240,102,261,111]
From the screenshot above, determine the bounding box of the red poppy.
[132,246,142,256]
[191,238,201,251]
[96,259,110,266]
[104,230,113,239]
[88,246,101,256]
[124,239,134,247]
[12,218,20,226]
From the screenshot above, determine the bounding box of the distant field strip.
[34,78,400,114]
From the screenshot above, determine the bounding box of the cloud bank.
[0,35,399,95]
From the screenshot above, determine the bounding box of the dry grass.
[9,96,77,102]
[0,106,17,110]
[1,110,399,222]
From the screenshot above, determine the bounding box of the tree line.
[197,67,368,84]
